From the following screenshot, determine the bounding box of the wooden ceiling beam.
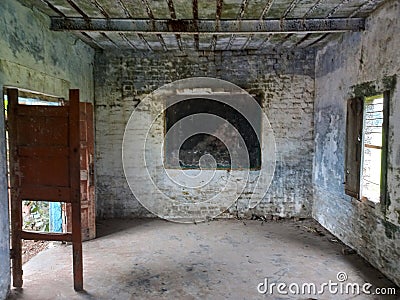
[51,17,365,34]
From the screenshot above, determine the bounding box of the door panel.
[80,102,96,241]
[64,102,96,241]
[8,89,83,290]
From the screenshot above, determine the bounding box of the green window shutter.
[345,97,363,199]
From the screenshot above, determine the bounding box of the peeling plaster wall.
[313,0,400,286]
[95,49,315,220]
[0,1,94,298]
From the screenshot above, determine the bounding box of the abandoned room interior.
[0,0,399,299]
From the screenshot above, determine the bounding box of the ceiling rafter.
[119,33,138,50]
[165,0,183,51]
[40,0,108,51]
[216,0,223,22]
[242,0,275,50]
[237,0,250,19]
[89,0,110,18]
[349,0,374,18]
[225,35,236,50]
[138,33,153,51]
[210,0,224,51]
[278,33,294,47]
[141,0,155,19]
[79,32,104,49]
[158,36,168,51]
[41,0,66,17]
[65,0,90,19]
[258,34,273,49]
[326,0,350,18]
[141,0,169,51]
[116,0,133,18]
[100,32,118,48]
[306,32,329,47]
[166,0,177,19]
[286,33,311,48]
[210,35,217,51]
[241,35,252,50]
[282,0,301,19]
[260,0,275,19]
[304,0,325,18]
[175,33,184,50]
[226,0,250,51]
[299,0,349,50]
[241,0,275,52]
[294,33,311,47]
[51,18,366,34]
[193,0,199,50]
[240,34,253,50]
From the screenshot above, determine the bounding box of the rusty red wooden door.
[7,89,83,291]
[64,102,96,241]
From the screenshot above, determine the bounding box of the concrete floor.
[7,219,399,300]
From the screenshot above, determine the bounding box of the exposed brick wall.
[94,49,315,219]
[313,0,400,286]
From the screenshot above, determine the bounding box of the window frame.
[344,91,389,205]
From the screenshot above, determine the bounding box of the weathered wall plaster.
[0,1,94,298]
[313,0,400,286]
[94,49,315,220]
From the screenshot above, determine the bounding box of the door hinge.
[10,248,15,260]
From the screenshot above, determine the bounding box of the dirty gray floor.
[7,219,399,300]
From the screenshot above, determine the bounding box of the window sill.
[360,196,379,208]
